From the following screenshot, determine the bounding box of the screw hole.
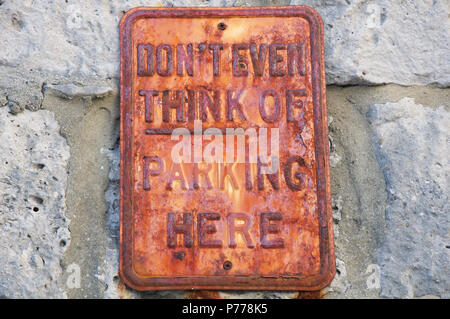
[217,22,227,30]
[223,260,232,270]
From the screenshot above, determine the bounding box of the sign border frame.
[119,5,335,291]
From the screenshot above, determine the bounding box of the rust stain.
[187,290,221,299]
[119,6,335,291]
[296,290,323,299]
[188,290,324,299]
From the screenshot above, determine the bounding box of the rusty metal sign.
[119,6,335,291]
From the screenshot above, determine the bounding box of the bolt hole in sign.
[120,6,335,291]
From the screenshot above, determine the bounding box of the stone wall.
[0,0,448,299]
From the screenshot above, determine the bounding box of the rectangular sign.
[119,6,335,290]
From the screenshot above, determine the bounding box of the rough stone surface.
[0,0,448,299]
[368,98,449,298]
[0,68,44,115]
[0,0,448,89]
[101,144,137,299]
[291,0,449,86]
[42,87,120,299]
[44,83,114,100]
[0,107,70,298]
[0,0,233,82]
[323,86,449,299]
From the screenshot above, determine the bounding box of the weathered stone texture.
[291,0,450,86]
[368,98,449,298]
[1,0,448,88]
[0,0,448,299]
[0,107,70,298]
[42,87,120,299]
[101,145,131,299]
[0,0,228,82]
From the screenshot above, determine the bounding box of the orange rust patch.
[187,290,221,299]
[296,290,323,299]
[119,6,335,291]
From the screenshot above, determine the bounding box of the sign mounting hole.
[217,22,227,30]
[223,260,232,270]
